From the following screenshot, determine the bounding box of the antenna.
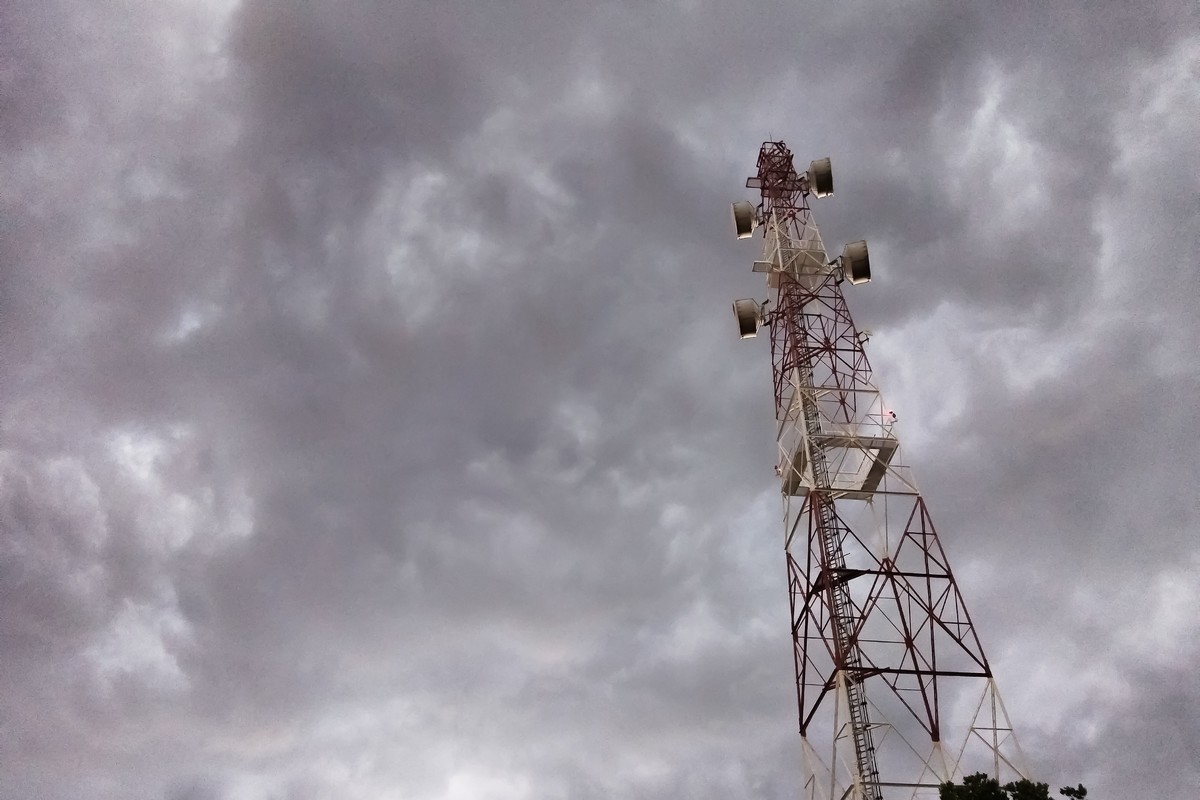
[732,298,766,338]
[731,201,757,239]
[808,157,834,197]
[838,240,871,285]
[727,140,1030,799]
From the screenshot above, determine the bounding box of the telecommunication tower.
[729,141,1029,800]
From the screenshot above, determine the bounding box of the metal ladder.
[799,362,883,800]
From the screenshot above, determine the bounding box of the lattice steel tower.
[729,141,1030,800]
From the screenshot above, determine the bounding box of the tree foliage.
[938,773,1087,800]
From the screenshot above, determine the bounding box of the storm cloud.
[2,1,1198,797]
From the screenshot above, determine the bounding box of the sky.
[2,1,1198,798]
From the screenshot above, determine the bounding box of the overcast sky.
[3,2,1199,798]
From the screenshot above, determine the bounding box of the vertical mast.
[731,141,1030,800]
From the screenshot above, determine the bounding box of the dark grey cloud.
[2,0,1198,797]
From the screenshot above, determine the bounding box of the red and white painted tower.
[730,141,1029,800]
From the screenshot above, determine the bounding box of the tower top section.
[741,141,834,230]
[729,141,871,339]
